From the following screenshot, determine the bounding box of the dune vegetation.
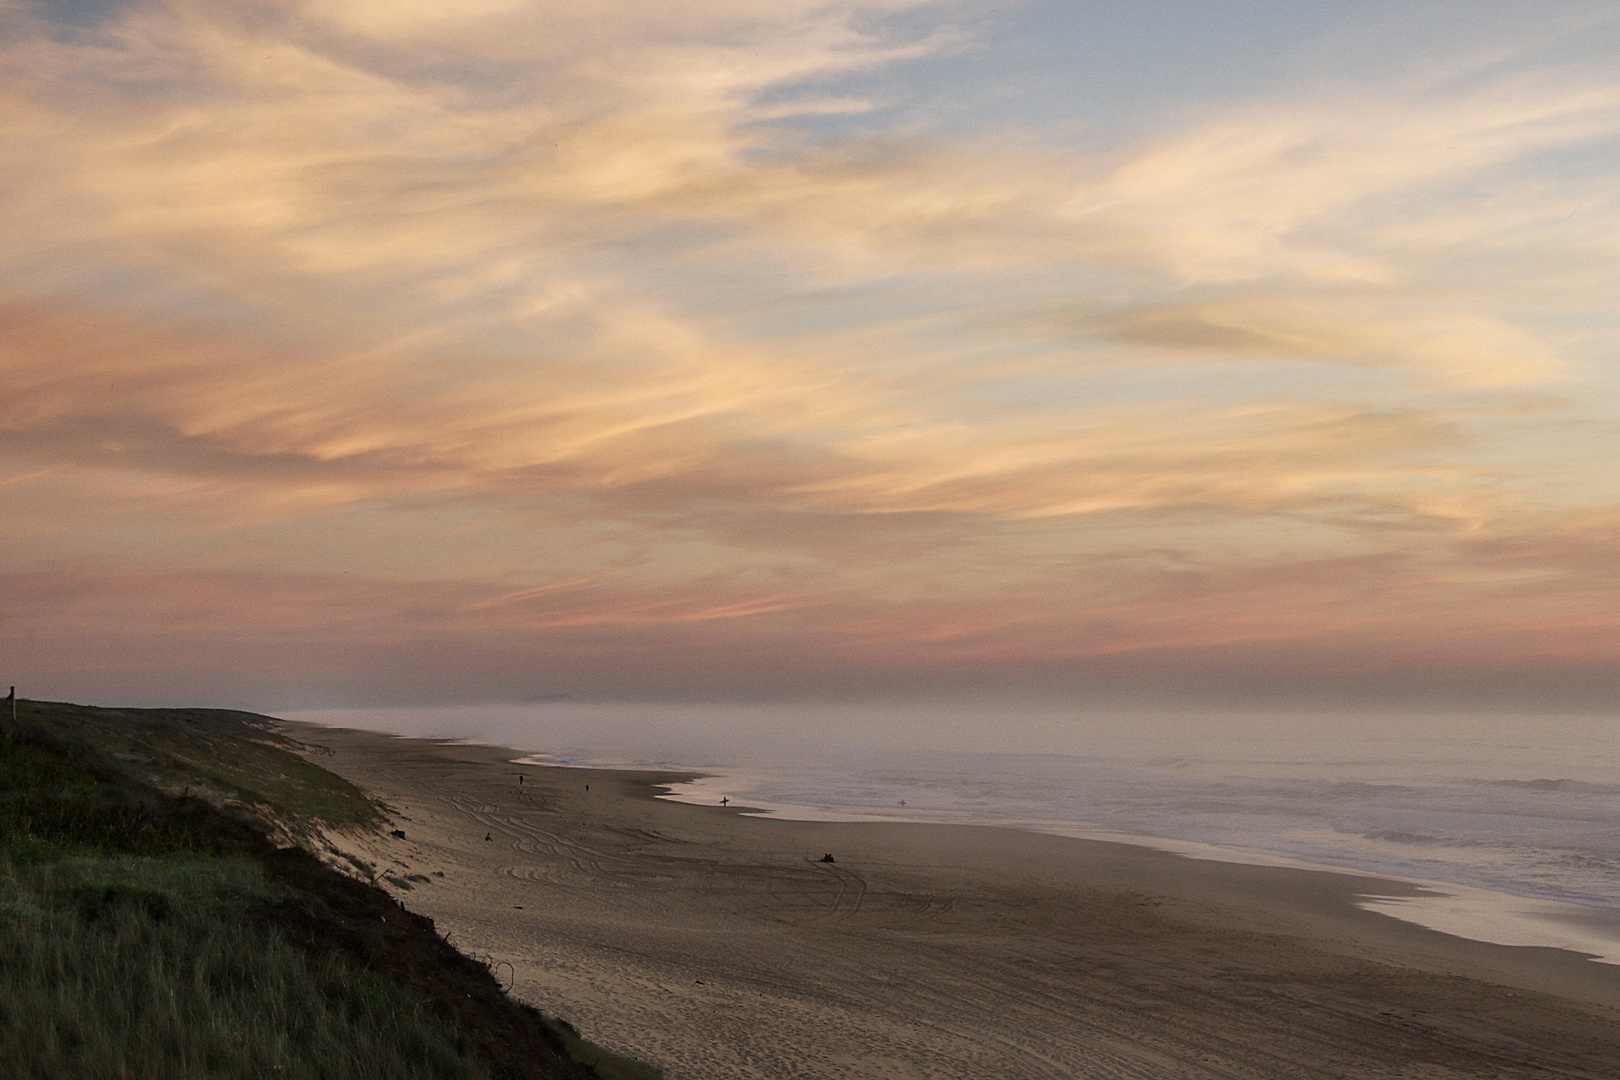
[0,699,659,1080]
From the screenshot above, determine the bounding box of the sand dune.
[287,723,1620,1080]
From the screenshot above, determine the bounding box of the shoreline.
[284,719,1620,1079]
[522,745,1620,966]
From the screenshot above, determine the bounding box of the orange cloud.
[2,2,1619,705]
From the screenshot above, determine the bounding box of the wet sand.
[286,722,1620,1079]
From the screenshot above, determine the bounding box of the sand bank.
[285,722,1620,1080]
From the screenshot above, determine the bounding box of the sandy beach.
[286,722,1620,1080]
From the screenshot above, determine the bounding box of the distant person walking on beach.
[721,797,729,806]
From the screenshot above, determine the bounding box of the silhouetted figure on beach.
[820,853,835,864]
[720,797,729,806]
[485,833,492,842]
[519,775,523,784]
[585,784,589,792]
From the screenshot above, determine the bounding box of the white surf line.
[1026,824,1620,965]
[511,752,712,775]
[1353,886,1620,965]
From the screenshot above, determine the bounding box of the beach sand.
[285,722,1620,1079]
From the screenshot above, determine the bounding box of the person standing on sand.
[721,797,729,806]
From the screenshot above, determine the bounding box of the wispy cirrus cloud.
[3,0,1620,705]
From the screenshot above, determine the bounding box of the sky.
[4,0,1620,712]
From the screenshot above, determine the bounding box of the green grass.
[0,737,226,860]
[0,850,488,1080]
[10,701,380,830]
[0,700,665,1080]
[0,722,485,1078]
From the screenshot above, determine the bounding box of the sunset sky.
[5,0,1620,711]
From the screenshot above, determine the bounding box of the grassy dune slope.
[0,699,661,1080]
[14,699,380,829]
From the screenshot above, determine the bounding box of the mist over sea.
[286,703,1620,913]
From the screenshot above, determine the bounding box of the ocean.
[285,703,1620,962]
